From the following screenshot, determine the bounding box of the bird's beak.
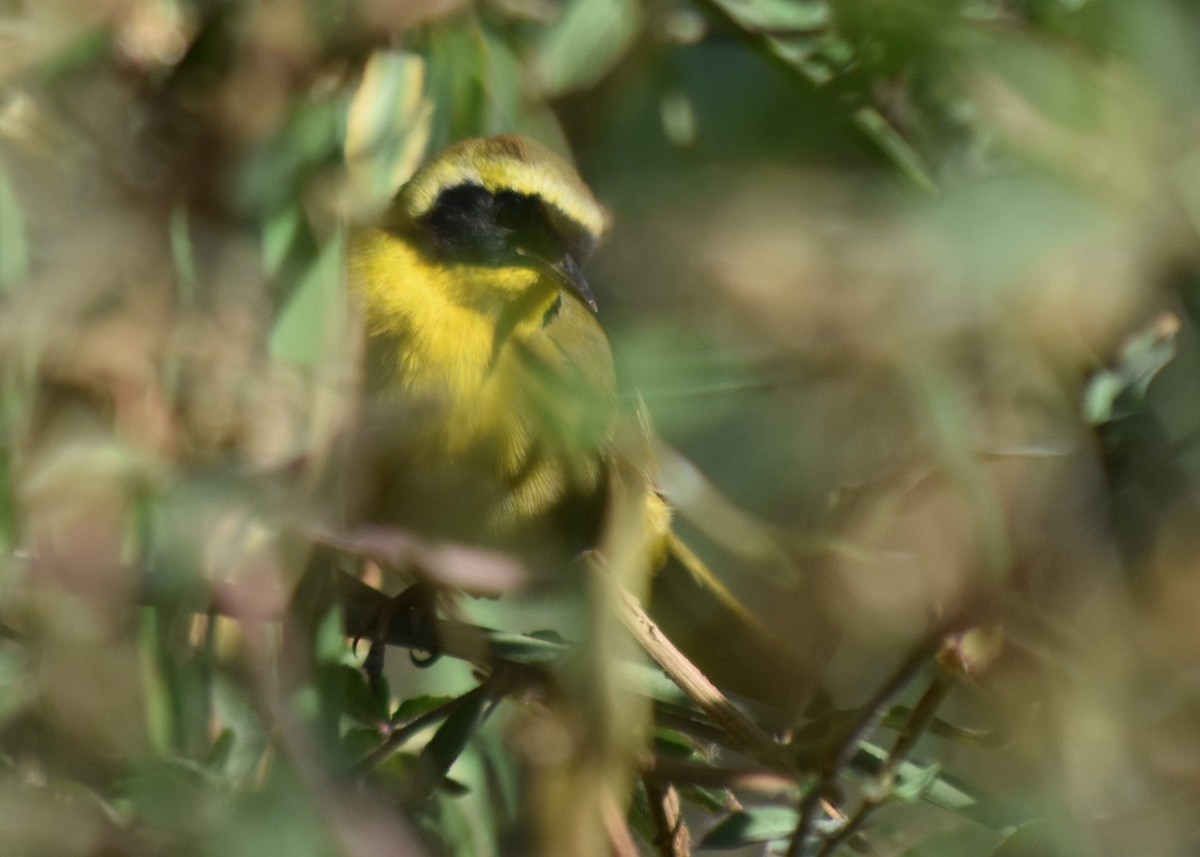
[549,253,598,313]
[522,248,597,312]
[515,246,599,312]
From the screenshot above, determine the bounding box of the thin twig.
[616,588,785,770]
[815,664,957,857]
[888,666,956,766]
[646,758,793,795]
[605,793,643,857]
[788,782,832,857]
[830,634,948,774]
[645,779,691,857]
[354,683,491,775]
[786,631,948,857]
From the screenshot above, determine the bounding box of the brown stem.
[616,589,785,771]
[645,779,691,857]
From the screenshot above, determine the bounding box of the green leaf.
[121,755,215,826]
[484,630,570,665]
[849,743,1018,831]
[211,676,272,783]
[394,694,457,724]
[342,726,388,761]
[263,207,305,278]
[211,764,337,857]
[896,821,1011,857]
[423,18,560,145]
[205,728,236,773]
[708,0,830,33]
[234,99,344,217]
[344,50,433,212]
[699,806,798,849]
[342,664,390,726]
[412,689,492,798]
[892,761,943,803]
[314,601,347,665]
[653,728,701,760]
[423,22,497,146]
[532,0,643,96]
[988,820,1062,857]
[853,106,938,193]
[268,226,345,366]
[679,783,735,814]
[1083,318,1178,423]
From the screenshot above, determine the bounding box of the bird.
[284,136,647,857]
[342,134,620,572]
[330,134,825,718]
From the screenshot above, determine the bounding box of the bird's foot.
[353,582,442,700]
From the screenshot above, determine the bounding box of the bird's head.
[386,135,609,313]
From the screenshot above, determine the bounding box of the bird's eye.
[421,184,510,261]
[493,192,538,235]
[493,192,561,260]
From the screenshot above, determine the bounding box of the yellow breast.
[348,227,610,534]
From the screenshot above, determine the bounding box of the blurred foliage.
[3,0,1200,856]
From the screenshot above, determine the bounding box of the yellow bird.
[338,134,816,714]
[344,134,620,570]
[333,137,640,857]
